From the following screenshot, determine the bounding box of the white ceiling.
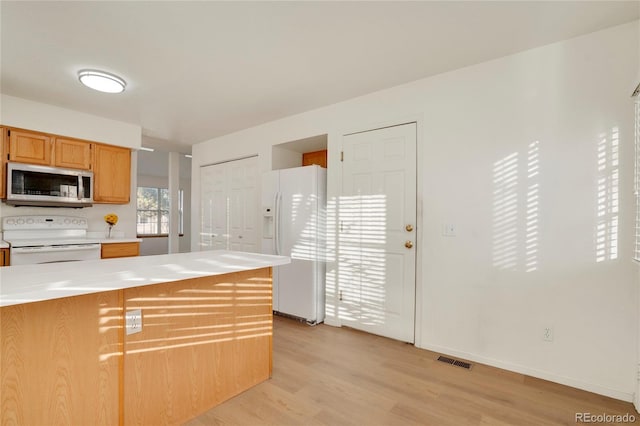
[1,1,638,150]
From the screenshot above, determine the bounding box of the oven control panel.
[2,216,88,230]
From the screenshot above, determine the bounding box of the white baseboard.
[421,343,634,403]
[323,316,340,327]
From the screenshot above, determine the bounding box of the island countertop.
[0,250,290,307]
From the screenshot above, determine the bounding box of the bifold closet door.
[200,156,259,252]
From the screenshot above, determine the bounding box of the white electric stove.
[2,215,101,265]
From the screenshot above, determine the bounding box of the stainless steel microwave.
[6,162,94,207]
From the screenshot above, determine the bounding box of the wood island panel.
[0,266,274,426]
[123,267,273,426]
[0,290,123,426]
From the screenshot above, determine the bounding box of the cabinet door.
[0,128,6,198]
[101,242,140,259]
[0,249,9,267]
[302,150,327,168]
[54,138,91,170]
[93,144,131,203]
[9,129,52,165]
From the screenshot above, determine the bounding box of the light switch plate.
[126,309,143,335]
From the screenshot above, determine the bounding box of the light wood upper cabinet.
[302,149,327,168]
[0,128,6,199]
[6,128,92,171]
[53,137,92,170]
[93,143,131,204]
[8,128,52,165]
[1,126,132,203]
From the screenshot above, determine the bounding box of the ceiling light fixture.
[78,69,126,93]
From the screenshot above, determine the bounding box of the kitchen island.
[0,250,290,426]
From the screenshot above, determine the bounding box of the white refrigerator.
[261,165,326,324]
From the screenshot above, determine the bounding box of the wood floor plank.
[185,316,640,426]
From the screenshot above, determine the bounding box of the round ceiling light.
[78,69,126,93]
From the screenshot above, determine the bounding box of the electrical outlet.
[543,327,554,342]
[126,309,143,335]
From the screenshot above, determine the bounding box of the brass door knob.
[405,240,414,249]
[405,224,414,232]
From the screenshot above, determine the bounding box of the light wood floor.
[185,316,639,426]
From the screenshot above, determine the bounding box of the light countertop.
[0,241,8,249]
[0,250,290,307]
[98,238,142,244]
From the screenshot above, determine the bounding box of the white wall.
[272,145,302,170]
[0,95,141,238]
[0,94,141,149]
[635,7,640,412]
[192,22,639,401]
[139,235,169,256]
[636,264,640,411]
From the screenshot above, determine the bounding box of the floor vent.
[436,356,455,365]
[437,355,472,370]
[453,360,472,369]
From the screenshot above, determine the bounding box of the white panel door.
[339,123,416,342]
[228,157,259,252]
[200,156,259,252]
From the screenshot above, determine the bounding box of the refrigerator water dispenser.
[263,206,274,239]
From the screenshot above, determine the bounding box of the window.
[136,187,183,236]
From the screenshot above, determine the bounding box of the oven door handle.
[12,244,101,254]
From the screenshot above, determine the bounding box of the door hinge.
[340,151,344,162]
[339,290,343,301]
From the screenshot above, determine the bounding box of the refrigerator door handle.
[274,192,282,255]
